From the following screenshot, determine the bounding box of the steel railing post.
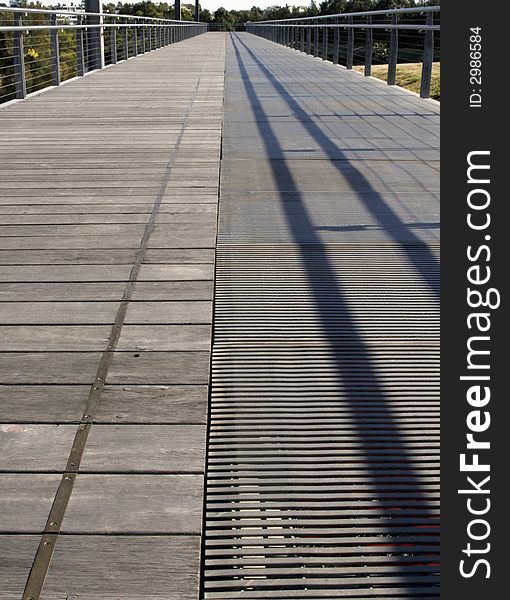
[333,20,339,65]
[420,11,434,98]
[76,16,85,76]
[306,26,311,54]
[388,13,398,85]
[300,25,305,52]
[141,22,146,53]
[111,21,117,64]
[133,23,138,57]
[123,19,129,59]
[313,26,319,57]
[50,14,61,86]
[346,17,354,68]
[322,25,328,60]
[85,1,104,70]
[365,15,373,76]
[13,13,27,99]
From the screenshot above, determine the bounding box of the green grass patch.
[353,62,440,100]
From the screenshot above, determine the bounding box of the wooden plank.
[138,264,214,280]
[0,265,132,282]
[0,302,120,324]
[117,325,211,351]
[0,385,89,423]
[0,474,60,532]
[125,302,212,324]
[81,425,206,472]
[0,353,101,384]
[0,282,125,301]
[96,384,208,424]
[0,224,147,237]
[42,535,200,600]
[0,249,137,265]
[0,326,110,351]
[107,352,211,385]
[132,281,214,301]
[0,535,41,600]
[0,424,76,471]
[63,474,203,533]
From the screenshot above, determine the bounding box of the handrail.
[0,6,197,24]
[0,8,208,105]
[0,23,204,32]
[248,6,440,24]
[246,6,439,99]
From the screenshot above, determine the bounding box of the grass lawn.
[353,62,440,100]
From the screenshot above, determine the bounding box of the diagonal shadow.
[233,33,440,302]
[224,32,439,596]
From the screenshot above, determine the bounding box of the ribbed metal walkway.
[203,33,439,598]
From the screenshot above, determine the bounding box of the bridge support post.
[388,13,398,85]
[175,0,181,21]
[420,11,434,98]
[85,0,104,71]
[364,16,372,76]
[13,14,27,99]
[195,0,200,22]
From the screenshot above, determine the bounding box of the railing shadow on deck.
[233,32,439,302]
[227,31,439,595]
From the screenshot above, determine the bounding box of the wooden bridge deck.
[0,31,439,600]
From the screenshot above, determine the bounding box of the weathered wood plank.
[63,474,203,533]
[0,353,101,384]
[0,535,41,600]
[0,326,110,351]
[96,384,208,424]
[0,474,60,532]
[42,535,200,600]
[138,264,214,280]
[107,352,211,385]
[0,302,120,324]
[0,424,77,471]
[0,385,89,422]
[125,302,212,324]
[0,282,125,301]
[0,265,132,282]
[133,281,214,300]
[117,325,211,351]
[81,425,206,472]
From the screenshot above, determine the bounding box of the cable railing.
[246,6,440,99]
[0,6,207,105]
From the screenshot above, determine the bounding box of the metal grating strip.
[204,244,439,599]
